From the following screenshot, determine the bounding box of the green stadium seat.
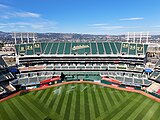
[115,42,122,54]
[50,42,59,54]
[125,77,133,83]
[116,76,124,82]
[84,43,90,54]
[44,43,52,54]
[110,42,118,54]
[97,42,105,54]
[103,42,111,54]
[41,43,47,54]
[91,43,97,54]
[134,78,143,84]
[29,77,37,84]
[143,79,151,85]
[64,42,71,54]
[57,42,65,54]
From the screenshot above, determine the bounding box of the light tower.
[12,32,37,44]
[125,32,151,43]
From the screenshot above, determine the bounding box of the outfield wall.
[0,81,160,103]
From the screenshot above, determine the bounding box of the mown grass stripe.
[16,97,42,120]
[49,86,65,110]
[0,103,11,120]
[103,93,139,120]
[55,85,69,114]
[134,99,155,120]
[90,84,100,118]
[20,96,46,118]
[142,102,160,120]
[60,85,72,120]
[50,85,68,112]
[7,100,27,120]
[97,85,108,112]
[115,90,127,103]
[99,86,112,111]
[60,85,73,119]
[150,105,160,120]
[44,86,60,108]
[108,88,119,105]
[31,90,37,96]
[94,85,106,114]
[43,87,55,104]
[126,98,153,120]
[110,89,122,103]
[104,88,115,106]
[112,95,147,120]
[83,84,90,120]
[39,88,51,103]
[113,89,125,103]
[79,84,85,120]
[87,84,96,120]
[11,98,35,120]
[74,83,81,120]
[34,89,42,97]
[63,88,74,120]
[36,89,47,100]
[60,90,69,119]
[67,84,77,120]
[120,90,127,97]
[25,95,49,114]
[1,101,19,120]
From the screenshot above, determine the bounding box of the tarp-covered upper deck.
[15,42,148,57]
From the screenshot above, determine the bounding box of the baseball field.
[0,83,160,120]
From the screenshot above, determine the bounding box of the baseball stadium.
[0,33,160,120]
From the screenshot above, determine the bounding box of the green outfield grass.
[0,83,160,120]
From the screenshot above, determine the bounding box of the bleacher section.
[15,71,59,85]
[18,63,145,74]
[0,56,16,96]
[15,42,148,56]
[101,71,151,86]
[149,59,160,83]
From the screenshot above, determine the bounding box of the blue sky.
[0,0,160,34]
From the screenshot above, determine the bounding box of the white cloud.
[120,17,144,21]
[0,21,57,32]
[88,23,109,26]
[0,3,58,32]
[0,3,9,8]
[13,12,40,18]
[89,23,127,30]
[0,3,40,19]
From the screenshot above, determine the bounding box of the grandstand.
[149,59,160,83]
[13,41,152,88]
[15,42,148,56]
[0,55,16,98]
